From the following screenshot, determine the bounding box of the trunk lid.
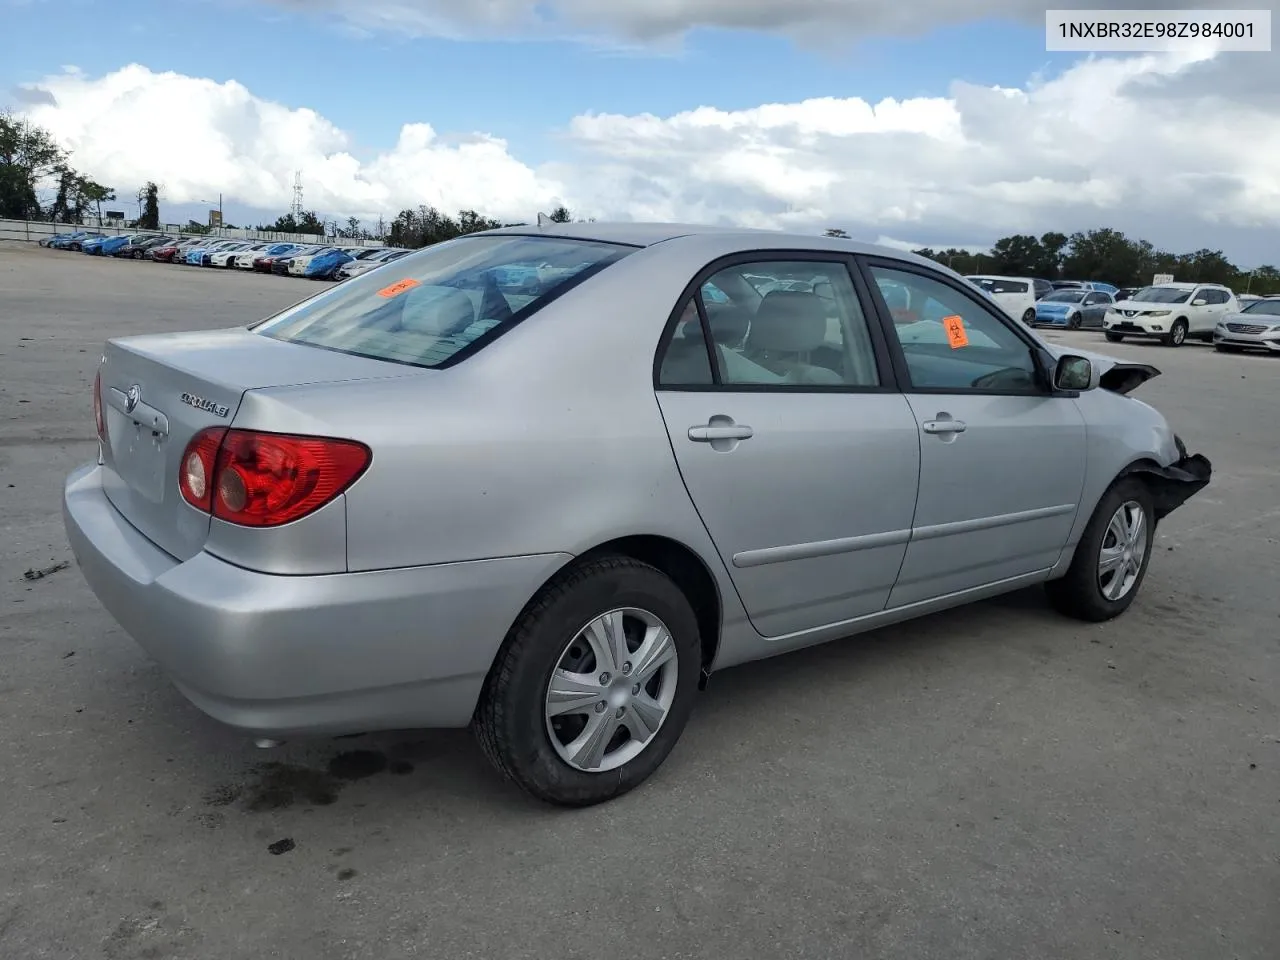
[98,327,419,560]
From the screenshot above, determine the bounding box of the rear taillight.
[179,427,227,513]
[93,369,106,442]
[178,428,370,528]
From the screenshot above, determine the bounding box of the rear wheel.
[1164,318,1188,347]
[1021,308,1035,325]
[1104,332,1123,343]
[1046,477,1154,622]
[1068,312,1081,330]
[473,556,701,807]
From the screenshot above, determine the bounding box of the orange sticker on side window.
[376,277,421,299]
[942,314,969,348]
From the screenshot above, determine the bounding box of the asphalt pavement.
[2,244,1277,960]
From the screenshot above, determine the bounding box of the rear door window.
[255,235,634,368]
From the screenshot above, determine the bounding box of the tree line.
[257,203,576,247]
[825,226,1279,295]
[1,112,116,222]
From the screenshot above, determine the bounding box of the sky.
[3,0,1278,265]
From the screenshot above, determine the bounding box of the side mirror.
[1192,298,1207,306]
[1053,354,1096,392]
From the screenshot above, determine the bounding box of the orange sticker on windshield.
[376,277,421,299]
[942,314,969,348]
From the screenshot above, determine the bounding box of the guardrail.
[0,218,384,248]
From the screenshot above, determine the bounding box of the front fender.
[1122,446,1213,520]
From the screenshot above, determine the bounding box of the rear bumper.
[63,462,570,737]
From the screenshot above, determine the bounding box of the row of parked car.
[39,230,411,281]
[966,273,1279,351]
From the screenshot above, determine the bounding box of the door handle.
[922,419,966,435]
[689,423,754,442]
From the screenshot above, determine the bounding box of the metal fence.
[0,218,384,249]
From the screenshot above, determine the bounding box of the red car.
[149,239,200,263]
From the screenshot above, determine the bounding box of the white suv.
[1103,282,1238,346]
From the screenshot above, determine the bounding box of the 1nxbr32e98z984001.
[63,222,1212,807]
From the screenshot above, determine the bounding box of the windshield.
[1044,291,1086,303]
[1132,286,1192,304]
[1242,299,1280,317]
[256,234,634,368]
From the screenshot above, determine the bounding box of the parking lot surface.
[2,243,1278,959]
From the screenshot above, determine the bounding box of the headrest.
[749,291,828,353]
[705,304,751,345]
[399,285,476,335]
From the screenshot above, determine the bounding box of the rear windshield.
[969,277,1029,294]
[254,235,634,368]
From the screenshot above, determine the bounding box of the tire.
[1104,332,1123,343]
[1164,318,1188,347]
[473,556,702,807]
[1021,308,1035,326]
[1068,312,1081,330]
[1045,477,1155,622]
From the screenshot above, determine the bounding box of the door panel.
[658,392,921,637]
[887,394,1086,606]
[860,259,1088,608]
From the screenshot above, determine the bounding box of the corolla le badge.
[125,384,141,414]
[180,392,231,418]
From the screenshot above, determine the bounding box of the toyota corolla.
[64,223,1211,807]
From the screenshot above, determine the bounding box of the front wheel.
[1068,312,1081,330]
[1045,477,1155,622]
[1164,318,1188,347]
[473,556,702,807]
[1215,344,1240,353]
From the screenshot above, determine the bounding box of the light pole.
[195,195,224,233]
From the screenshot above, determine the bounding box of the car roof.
[478,220,947,267]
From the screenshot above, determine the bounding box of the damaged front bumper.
[1127,442,1212,519]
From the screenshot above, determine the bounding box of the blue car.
[301,247,355,279]
[85,235,135,256]
[42,230,89,248]
[49,231,101,250]
[1033,289,1114,329]
[184,241,228,265]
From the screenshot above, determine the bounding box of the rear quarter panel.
[229,239,763,623]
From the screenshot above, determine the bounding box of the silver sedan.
[1213,296,1280,353]
[63,223,1212,806]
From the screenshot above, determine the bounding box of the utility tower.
[291,171,304,218]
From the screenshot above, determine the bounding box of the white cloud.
[13,51,1280,264]
[16,64,566,224]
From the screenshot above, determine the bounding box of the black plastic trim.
[1125,453,1212,519]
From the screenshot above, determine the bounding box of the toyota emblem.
[125,384,141,414]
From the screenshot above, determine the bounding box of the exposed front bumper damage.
[1127,447,1212,520]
